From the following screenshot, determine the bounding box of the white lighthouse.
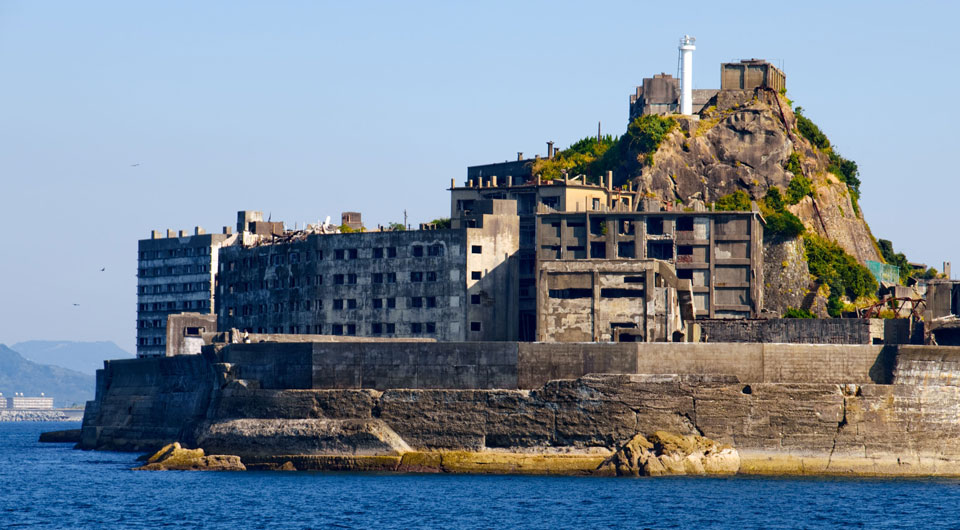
[679,35,696,115]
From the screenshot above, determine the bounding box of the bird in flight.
[131,163,140,167]
[72,303,80,307]
[100,267,106,272]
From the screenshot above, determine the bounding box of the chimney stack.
[491,175,498,187]
[517,152,523,161]
[606,171,613,191]
[167,229,176,238]
[547,141,555,159]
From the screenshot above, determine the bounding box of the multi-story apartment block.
[536,207,764,320]
[136,228,236,357]
[450,171,638,339]
[216,200,519,341]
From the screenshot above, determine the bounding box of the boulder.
[609,431,740,477]
[134,442,245,471]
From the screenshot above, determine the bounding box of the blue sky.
[1,1,957,352]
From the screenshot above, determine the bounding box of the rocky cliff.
[629,89,880,267]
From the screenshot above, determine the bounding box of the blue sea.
[3,422,958,529]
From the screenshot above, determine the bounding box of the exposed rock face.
[609,431,740,476]
[627,89,881,267]
[38,429,81,444]
[762,236,826,316]
[134,442,245,471]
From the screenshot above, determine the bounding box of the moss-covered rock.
[134,442,246,471]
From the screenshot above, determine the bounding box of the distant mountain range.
[11,340,133,375]
[0,344,94,407]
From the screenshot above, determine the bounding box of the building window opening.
[548,288,592,299]
[647,217,664,235]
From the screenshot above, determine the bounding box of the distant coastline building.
[0,393,54,410]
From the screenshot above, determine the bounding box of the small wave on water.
[2,422,958,529]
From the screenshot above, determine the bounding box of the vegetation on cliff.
[530,115,676,182]
[879,238,940,284]
[803,233,877,316]
[795,107,861,213]
[713,188,805,241]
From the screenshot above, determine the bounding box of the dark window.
[411,323,423,333]
[647,241,674,260]
[373,248,384,259]
[426,271,437,282]
[677,217,694,231]
[470,321,482,332]
[347,273,357,284]
[315,275,323,285]
[548,288,592,299]
[386,323,396,334]
[411,297,423,308]
[333,299,344,310]
[373,298,383,309]
[387,272,397,283]
[387,247,397,258]
[426,296,437,308]
[601,288,644,298]
[332,324,343,335]
[677,269,693,280]
[647,217,664,235]
[289,252,299,263]
[617,241,635,259]
[373,273,384,284]
[428,244,444,257]
[678,245,693,256]
[372,323,383,334]
[412,246,424,257]
[335,249,345,260]
[348,249,358,260]
[471,245,482,254]
[348,299,358,309]
[347,324,356,335]
[471,294,481,305]
[387,298,396,309]
[410,271,423,282]
[471,271,481,280]
[334,274,344,285]
[425,322,436,334]
[624,276,645,284]
[590,242,606,259]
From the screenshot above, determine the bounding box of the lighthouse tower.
[679,35,696,115]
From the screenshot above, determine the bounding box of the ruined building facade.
[136,228,235,357]
[450,173,638,340]
[216,200,519,342]
[536,209,764,320]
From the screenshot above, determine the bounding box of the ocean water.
[3,422,958,529]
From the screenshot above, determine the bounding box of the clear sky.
[1,1,957,352]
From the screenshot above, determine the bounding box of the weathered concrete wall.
[893,346,960,385]
[80,345,960,476]
[80,355,214,451]
[699,318,911,345]
[516,342,892,388]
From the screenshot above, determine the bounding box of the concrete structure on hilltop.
[451,172,638,339]
[216,200,519,342]
[536,207,763,320]
[629,59,785,119]
[720,59,786,93]
[629,73,718,119]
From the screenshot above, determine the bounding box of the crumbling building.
[536,207,764,320]
[450,171,638,339]
[216,200,520,341]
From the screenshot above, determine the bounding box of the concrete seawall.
[78,342,960,476]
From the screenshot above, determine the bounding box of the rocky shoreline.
[73,344,960,477]
[2,410,82,422]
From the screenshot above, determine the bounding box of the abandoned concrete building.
[536,208,764,320]
[136,227,236,357]
[450,171,638,339]
[628,59,785,119]
[538,259,695,343]
[216,200,519,342]
[720,59,786,93]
